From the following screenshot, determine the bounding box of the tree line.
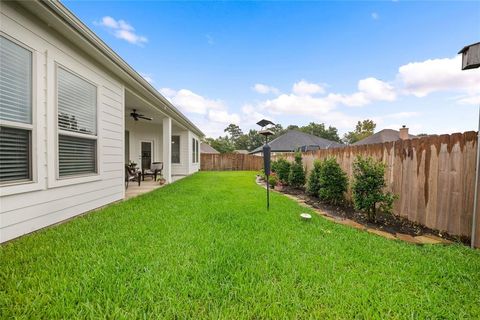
[204,120,378,153]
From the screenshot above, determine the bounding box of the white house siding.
[0,3,124,242]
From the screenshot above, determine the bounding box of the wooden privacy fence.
[272,132,479,247]
[201,153,264,171]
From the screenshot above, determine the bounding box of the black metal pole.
[265,135,269,210]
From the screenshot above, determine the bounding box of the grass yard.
[1,171,480,319]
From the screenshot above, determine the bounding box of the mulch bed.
[275,185,468,245]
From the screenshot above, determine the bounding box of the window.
[0,36,32,183]
[192,138,199,163]
[192,138,196,163]
[57,67,97,177]
[195,139,199,163]
[171,135,180,163]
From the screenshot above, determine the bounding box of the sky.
[64,0,480,138]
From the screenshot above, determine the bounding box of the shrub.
[288,152,306,188]
[273,158,291,184]
[317,158,348,205]
[306,160,322,195]
[268,173,278,188]
[352,156,396,222]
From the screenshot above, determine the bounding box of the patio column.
[163,117,172,183]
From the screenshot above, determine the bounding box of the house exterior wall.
[0,2,124,242]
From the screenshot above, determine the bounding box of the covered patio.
[124,89,200,197]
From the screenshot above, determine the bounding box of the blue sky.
[65,1,480,138]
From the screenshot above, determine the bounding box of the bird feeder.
[458,42,480,70]
[257,119,275,210]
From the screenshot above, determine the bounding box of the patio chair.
[125,165,141,189]
[142,162,163,181]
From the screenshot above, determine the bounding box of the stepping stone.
[395,233,421,244]
[422,234,452,244]
[367,228,396,240]
[414,235,443,245]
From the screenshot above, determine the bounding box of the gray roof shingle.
[201,142,220,154]
[352,129,416,146]
[250,130,343,154]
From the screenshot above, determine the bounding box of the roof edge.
[37,0,204,137]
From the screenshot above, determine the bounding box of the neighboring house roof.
[353,129,416,146]
[250,130,343,154]
[201,143,220,154]
[234,150,249,154]
[20,0,204,137]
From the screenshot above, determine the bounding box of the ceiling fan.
[130,109,152,121]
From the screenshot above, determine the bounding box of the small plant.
[317,158,348,205]
[352,156,397,222]
[306,160,322,195]
[288,152,306,188]
[268,173,278,188]
[274,158,291,184]
[127,160,137,168]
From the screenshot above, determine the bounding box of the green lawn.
[1,171,479,319]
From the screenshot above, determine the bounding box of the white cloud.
[160,88,225,115]
[260,93,335,115]
[371,12,379,20]
[397,55,480,98]
[253,83,280,94]
[208,110,240,124]
[96,16,147,45]
[458,95,480,105]
[292,80,326,96]
[325,77,396,107]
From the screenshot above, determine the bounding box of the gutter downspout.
[472,105,480,248]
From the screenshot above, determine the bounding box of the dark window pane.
[59,135,96,177]
[0,126,31,182]
[172,135,180,163]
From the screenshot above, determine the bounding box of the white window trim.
[0,34,44,196]
[47,62,102,188]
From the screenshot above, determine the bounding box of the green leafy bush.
[306,160,322,195]
[318,158,348,205]
[288,152,306,188]
[352,156,397,222]
[268,173,278,188]
[273,158,291,184]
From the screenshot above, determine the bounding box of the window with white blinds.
[57,67,97,177]
[0,36,32,184]
[57,67,96,135]
[0,127,31,182]
[0,36,32,124]
[58,135,96,176]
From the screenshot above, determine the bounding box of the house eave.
[21,0,204,137]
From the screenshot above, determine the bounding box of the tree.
[224,124,243,143]
[204,136,234,154]
[343,119,376,144]
[299,122,342,143]
[317,158,348,205]
[246,129,264,151]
